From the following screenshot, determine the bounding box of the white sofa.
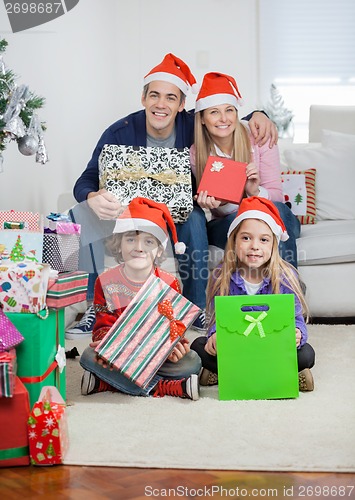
[278,105,355,318]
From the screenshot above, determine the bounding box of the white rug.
[63,324,355,471]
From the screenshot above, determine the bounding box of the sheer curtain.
[257,0,355,141]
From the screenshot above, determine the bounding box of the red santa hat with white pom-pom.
[227,196,289,242]
[113,197,186,254]
[144,53,198,95]
[195,71,243,112]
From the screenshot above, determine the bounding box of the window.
[258,0,355,142]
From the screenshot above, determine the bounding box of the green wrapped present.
[4,309,66,406]
[215,294,299,401]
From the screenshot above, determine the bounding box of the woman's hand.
[296,328,302,348]
[245,162,261,197]
[168,337,190,363]
[204,333,217,356]
[194,191,222,210]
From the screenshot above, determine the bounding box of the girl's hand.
[296,328,302,348]
[168,337,190,363]
[245,162,261,197]
[205,333,217,356]
[194,191,222,210]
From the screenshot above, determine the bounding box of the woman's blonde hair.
[105,231,166,266]
[207,222,309,328]
[194,108,252,185]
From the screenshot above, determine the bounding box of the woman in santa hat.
[191,71,300,270]
[79,197,201,400]
[191,196,315,392]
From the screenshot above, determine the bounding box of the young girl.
[191,196,315,392]
[80,197,201,400]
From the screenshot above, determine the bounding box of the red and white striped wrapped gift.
[95,275,200,389]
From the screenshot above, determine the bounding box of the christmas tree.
[0,37,48,171]
[264,84,294,138]
[46,441,56,458]
[10,234,25,262]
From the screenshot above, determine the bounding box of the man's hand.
[248,111,278,148]
[204,333,217,356]
[87,188,123,220]
[168,337,190,363]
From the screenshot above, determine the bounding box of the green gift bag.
[4,309,66,407]
[215,294,299,401]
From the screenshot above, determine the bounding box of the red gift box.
[0,376,30,467]
[197,156,247,204]
[46,271,88,308]
[27,386,68,465]
[0,349,17,397]
[96,275,200,389]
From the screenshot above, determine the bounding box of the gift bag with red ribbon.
[95,275,200,388]
[27,386,68,465]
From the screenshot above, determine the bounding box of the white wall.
[0,0,258,215]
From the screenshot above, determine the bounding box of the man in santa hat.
[68,54,278,338]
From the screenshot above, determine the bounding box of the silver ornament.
[18,134,39,156]
[36,137,49,164]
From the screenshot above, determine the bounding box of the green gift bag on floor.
[216,294,299,400]
[4,309,66,407]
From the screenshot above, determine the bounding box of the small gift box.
[215,294,299,400]
[0,262,50,316]
[0,349,17,397]
[28,386,68,465]
[46,212,81,235]
[98,144,193,223]
[42,232,80,273]
[0,307,25,352]
[0,377,30,467]
[197,156,247,204]
[46,271,88,309]
[5,309,66,407]
[96,275,200,389]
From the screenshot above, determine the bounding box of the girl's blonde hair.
[207,222,309,328]
[105,231,166,266]
[194,109,252,186]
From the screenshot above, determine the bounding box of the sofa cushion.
[297,220,355,265]
[281,168,316,225]
[284,143,355,221]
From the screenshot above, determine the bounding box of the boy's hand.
[168,337,190,362]
[205,333,217,356]
[90,340,115,370]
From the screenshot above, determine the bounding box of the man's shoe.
[153,374,199,400]
[192,310,206,332]
[66,305,96,339]
[199,368,218,386]
[298,368,314,392]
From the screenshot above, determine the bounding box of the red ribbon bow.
[158,299,186,341]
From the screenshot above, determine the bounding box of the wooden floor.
[0,467,354,499]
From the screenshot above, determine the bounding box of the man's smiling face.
[141,81,185,139]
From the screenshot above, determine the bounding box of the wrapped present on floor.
[0,261,50,316]
[46,271,88,309]
[42,230,80,273]
[5,309,66,407]
[215,294,299,401]
[96,275,200,389]
[0,307,25,352]
[28,386,68,465]
[98,144,193,223]
[0,377,30,467]
[0,349,17,397]
[0,210,44,264]
[45,212,81,235]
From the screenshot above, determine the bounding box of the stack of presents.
[0,209,88,466]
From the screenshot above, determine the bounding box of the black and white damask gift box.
[98,145,193,223]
